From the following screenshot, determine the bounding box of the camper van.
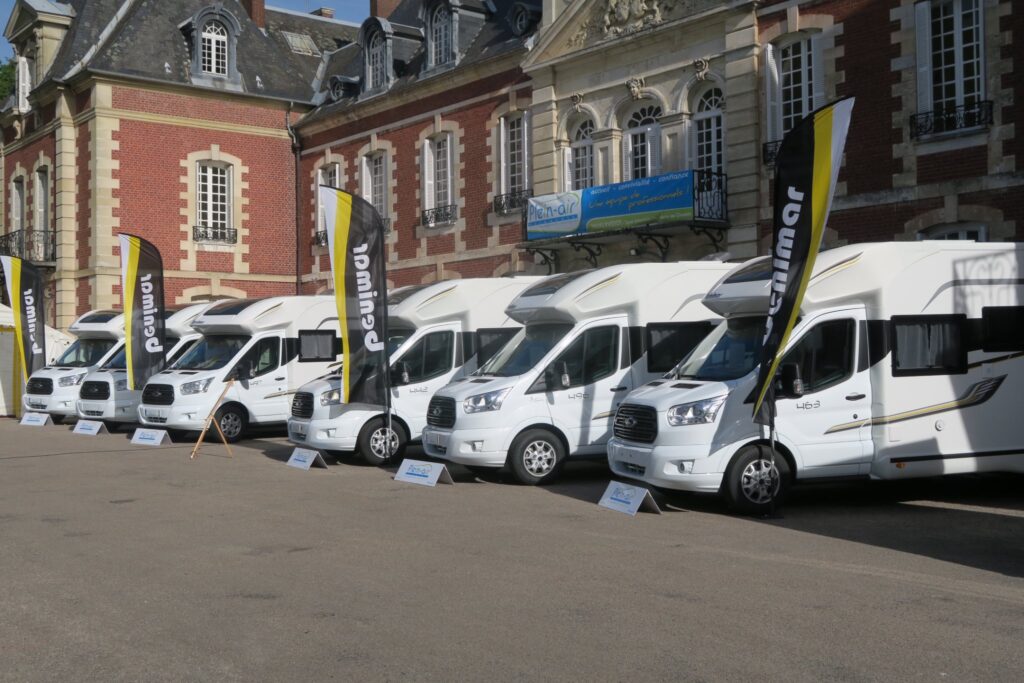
[1,303,72,417]
[22,310,125,422]
[607,241,1024,513]
[287,277,540,464]
[75,302,217,429]
[137,296,339,442]
[421,262,734,484]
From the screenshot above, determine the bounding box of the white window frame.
[693,88,725,173]
[499,112,529,195]
[429,3,452,68]
[201,21,228,76]
[622,104,663,181]
[317,163,340,233]
[16,56,31,113]
[564,118,595,191]
[196,161,232,236]
[764,36,824,141]
[34,167,49,231]
[915,0,985,117]
[422,133,453,211]
[11,177,25,231]
[917,222,987,241]
[361,152,388,220]
[367,33,386,91]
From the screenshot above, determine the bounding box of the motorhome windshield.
[172,335,249,371]
[478,323,573,377]
[54,339,117,368]
[99,336,181,370]
[388,327,414,356]
[670,316,767,381]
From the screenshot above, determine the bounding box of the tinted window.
[388,327,414,356]
[646,322,716,373]
[721,257,770,284]
[780,319,855,393]
[55,339,117,367]
[78,310,119,324]
[167,338,194,365]
[397,331,454,383]
[671,317,766,381]
[204,299,262,315]
[298,330,336,362]
[475,328,519,367]
[241,337,280,377]
[982,306,1024,352]
[892,315,967,376]
[521,269,594,298]
[479,323,573,377]
[542,326,618,390]
[173,335,249,370]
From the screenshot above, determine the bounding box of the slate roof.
[16,0,359,106]
[300,0,540,126]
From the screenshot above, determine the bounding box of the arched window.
[917,222,987,241]
[624,104,662,180]
[367,32,386,91]
[569,118,595,190]
[201,21,228,76]
[694,88,724,173]
[429,4,452,67]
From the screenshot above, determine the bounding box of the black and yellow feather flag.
[753,98,855,423]
[118,234,166,390]
[1,255,47,381]
[320,187,389,405]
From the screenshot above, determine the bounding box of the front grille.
[26,377,53,395]
[142,383,174,405]
[613,404,659,444]
[146,416,167,424]
[80,381,111,400]
[83,410,104,417]
[619,462,646,476]
[291,392,314,419]
[426,396,456,428]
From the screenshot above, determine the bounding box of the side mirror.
[233,360,255,381]
[391,361,410,386]
[558,361,571,389]
[779,363,805,398]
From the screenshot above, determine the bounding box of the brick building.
[0,0,356,328]
[294,0,541,289]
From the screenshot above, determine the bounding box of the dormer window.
[201,21,228,76]
[429,3,452,68]
[367,32,386,91]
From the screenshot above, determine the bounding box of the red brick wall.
[3,134,55,233]
[112,86,296,131]
[916,146,988,185]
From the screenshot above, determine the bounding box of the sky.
[0,0,370,60]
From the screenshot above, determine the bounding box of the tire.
[507,429,566,486]
[723,444,792,515]
[215,404,247,443]
[357,417,408,466]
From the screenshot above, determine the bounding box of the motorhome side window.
[891,315,967,376]
[539,326,618,390]
[981,307,1024,352]
[241,337,280,377]
[646,322,716,373]
[475,329,518,367]
[780,319,855,393]
[399,331,454,383]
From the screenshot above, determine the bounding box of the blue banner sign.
[526,171,694,241]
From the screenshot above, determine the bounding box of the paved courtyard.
[0,418,1021,681]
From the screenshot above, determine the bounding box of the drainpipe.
[286,102,302,295]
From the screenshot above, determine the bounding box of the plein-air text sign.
[394,459,453,487]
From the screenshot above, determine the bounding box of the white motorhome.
[137,296,339,441]
[287,277,540,464]
[22,310,125,422]
[422,262,734,484]
[607,241,1024,513]
[1,303,72,417]
[76,302,217,429]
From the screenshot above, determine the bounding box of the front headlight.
[319,388,342,406]
[59,372,87,387]
[114,379,128,391]
[180,378,213,395]
[667,396,727,426]
[463,388,511,413]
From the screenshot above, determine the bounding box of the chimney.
[370,0,401,18]
[311,8,335,19]
[241,0,266,29]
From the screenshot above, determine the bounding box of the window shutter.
[563,146,573,192]
[225,165,233,229]
[498,116,508,194]
[523,111,532,192]
[17,57,31,113]
[195,161,203,226]
[811,34,826,110]
[914,1,933,114]
[444,133,454,206]
[763,43,780,141]
[422,140,435,210]
[622,133,632,181]
[649,126,663,177]
[360,156,369,200]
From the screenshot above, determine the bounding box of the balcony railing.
[493,189,532,216]
[693,170,728,223]
[314,230,329,247]
[910,100,993,139]
[0,229,56,263]
[762,140,783,166]
[421,204,458,228]
[193,225,238,244]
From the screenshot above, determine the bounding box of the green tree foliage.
[0,58,15,99]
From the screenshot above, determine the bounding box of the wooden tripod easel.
[190,379,235,460]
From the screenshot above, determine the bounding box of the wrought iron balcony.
[910,100,993,139]
[314,230,329,247]
[762,140,783,166]
[421,204,458,228]
[493,189,532,216]
[0,229,56,263]
[192,225,238,244]
[693,170,728,223]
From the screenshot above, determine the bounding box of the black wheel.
[357,417,407,466]
[507,429,566,485]
[215,404,247,443]
[723,444,792,515]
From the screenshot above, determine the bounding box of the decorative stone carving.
[567,0,690,49]
[626,76,645,100]
[693,58,710,81]
[570,92,584,112]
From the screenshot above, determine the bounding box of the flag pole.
[378,213,395,463]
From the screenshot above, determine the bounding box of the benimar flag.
[753,97,855,422]
[0,255,47,380]
[118,234,166,390]
[320,186,389,405]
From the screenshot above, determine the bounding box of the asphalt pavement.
[0,418,1022,681]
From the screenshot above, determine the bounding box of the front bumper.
[607,438,725,493]
[23,393,78,417]
[77,398,139,422]
[422,425,512,467]
[288,416,358,451]
[138,402,209,431]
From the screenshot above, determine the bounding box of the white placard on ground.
[394,459,454,487]
[20,412,52,426]
[287,447,328,470]
[73,419,107,436]
[131,428,172,446]
[598,480,662,516]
